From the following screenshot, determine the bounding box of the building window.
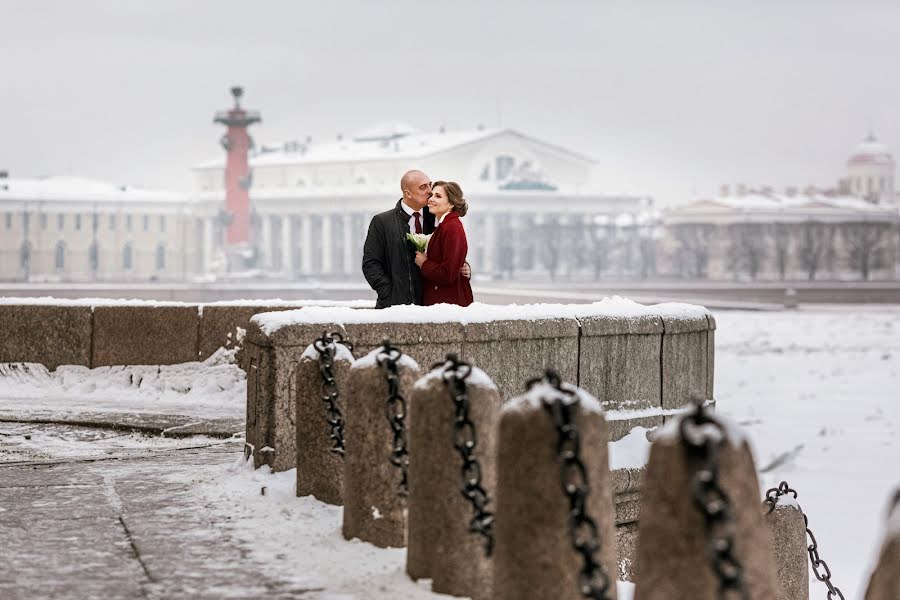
[123,243,133,270]
[89,242,99,273]
[92,213,99,231]
[159,215,166,233]
[20,242,31,272]
[40,213,47,229]
[495,155,515,181]
[143,215,149,231]
[126,215,132,232]
[155,244,166,270]
[75,214,82,231]
[55,242,66,271]
[4,212,11,229]
[58,214,65,231]
[110,214,116,230]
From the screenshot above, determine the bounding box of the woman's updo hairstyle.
[432,180,468,217]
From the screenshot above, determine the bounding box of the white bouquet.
[406,232,431,253]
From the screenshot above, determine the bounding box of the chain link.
[527,370,613,600]
[764,481,845,600]
[435,353,495,556]
[679,397,749,600]
[376,339,410,496]
[313,331,352,457]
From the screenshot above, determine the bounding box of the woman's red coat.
[420,210,474,307]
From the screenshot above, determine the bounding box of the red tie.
[413,212,422,234]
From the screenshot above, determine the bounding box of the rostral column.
[214,86,261,267]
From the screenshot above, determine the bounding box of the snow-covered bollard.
[295,332,354,506]
[493,371,619,600]
[763,483,809,600]
[406,355,501,600]
[864,489,900,600]
[342,341,420,548]
[633,399,778,600]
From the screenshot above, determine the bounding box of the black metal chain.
[435,353,495,556]
[313,331,352,457]
[527,370,613,600]
[376,339,409,496]
[679,396,749,600]
[764,481,845,600]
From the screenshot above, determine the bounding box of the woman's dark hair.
[432,180,468,217]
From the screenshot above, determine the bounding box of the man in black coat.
[362,170,468,308]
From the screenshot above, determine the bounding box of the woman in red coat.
[414,181,474,306]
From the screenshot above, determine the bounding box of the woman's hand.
[414,251,427,267]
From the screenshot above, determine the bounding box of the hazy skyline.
[2,0,899,206]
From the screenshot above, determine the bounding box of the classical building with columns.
[659,134,900,281]
[192,122,650,279]
[0,174,199,282]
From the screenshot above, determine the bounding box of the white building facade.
[192,123,650,280]
[0,176,200,282]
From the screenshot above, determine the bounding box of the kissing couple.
[362,169,474,309]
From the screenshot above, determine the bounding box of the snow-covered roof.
[193,125,595,170]
[847,134,895,166]
[665,191,899,224]
[0,176,188,204]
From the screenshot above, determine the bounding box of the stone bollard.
[295,332,354,505]
[763,483,809,600]
[633,400,778,600]
[864,489,900,600]
[493,371,619,600]
[406,355,501,600]
[342,342,420,548]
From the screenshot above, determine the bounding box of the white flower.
[406,232,431,253]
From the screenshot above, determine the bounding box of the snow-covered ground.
[0,347,245,419]
[1,305,897,598]
[715,306,899,598]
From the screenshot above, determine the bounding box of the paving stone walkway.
[0,431,316,600]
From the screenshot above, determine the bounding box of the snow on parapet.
[502,381,604,415]
[654,408,748,448]
[251,298,712,335]
[299,342,355,363]
[609,426,653,470]
[413,361,497,391]
[353,347,419,371]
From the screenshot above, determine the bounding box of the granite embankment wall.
[0,299,373,370]
[242,300,715,575]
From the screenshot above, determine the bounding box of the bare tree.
[769,222,792,280]
[636,229,657,280]
[672,223,715,278]
[590,223,615,280]
[842,221,891,280]
[797,221,833,280]
[538,218,561,280]
[726,222,767,280]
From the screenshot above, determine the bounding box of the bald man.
[362,170,469,308]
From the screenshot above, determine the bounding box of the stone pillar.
[280,215,293,276]
[406,361,501,600]
[493,379,619,600]
[321,214,333,274]
[765,497,809,600]
[300,215,313,274]
[342,214,354,275]
[864,490,900,600]
[202,217,214,273]
[633,410,778,600]
[260,213,272,269]
[342,346,420,548]
[295,340,355,505]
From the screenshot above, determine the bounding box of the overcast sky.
[2,0,899,205]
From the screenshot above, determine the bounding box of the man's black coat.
[362,200,436,308]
